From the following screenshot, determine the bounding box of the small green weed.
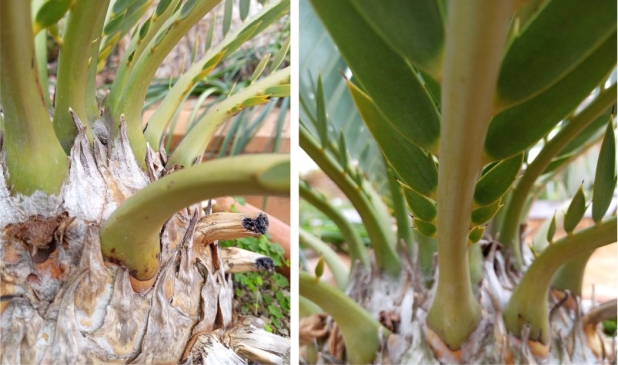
[221,235,290,335]
[603,318,617,337]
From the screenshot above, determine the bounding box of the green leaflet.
[190,51,225,82]
[265,84,290,98]
[223,0,233,35]
[241,96,271,108]
[270,37,290,72]
[468,226,485,244]
[152,24,172,49]
[352,166,365,189]
[316,76,328,148]
[402,185,437,223]
[310,0,441,152]
[314,256,324,279]
[474,153,523,207]
[564,184,587,233]
[102,0,150,53]
[388,168,414,250]
[351,0,445,81]
[104,12,126,36]
[239,0,250,20]
[338,131,348,172]
[112,0,136,14]
[34,0,73,34]
[98,36,119,66]
[204,16,215,50]
[471,200,502,227]
[138,17,151,40]
[300,229,349,290]
[414,218,437,238]
[496,0,616,110]
[155,0,174,16]
[249,53,271,83]
[180,0,198,20]
[547,212,557,244]
[347,81,438,198]
[485,33,617,161]
[122,0,150,31]
[592,119,617,223]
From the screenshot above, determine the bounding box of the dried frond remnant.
[220,246,275,273]
[195,212,270,245]
[299,313,330,345]
[4,212,70,263]
[189,324,291,365]
[242,212,269,234]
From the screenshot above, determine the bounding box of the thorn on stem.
[69,107,87,134]
[204,199,213,215]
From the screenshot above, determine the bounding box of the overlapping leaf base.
[0,122,289,364]
[304,243,614,364]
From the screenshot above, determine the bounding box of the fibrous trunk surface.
[303,242,614,364]
[0,119,289,364]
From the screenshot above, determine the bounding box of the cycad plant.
[299,0,616,363]
[1,0,290,363]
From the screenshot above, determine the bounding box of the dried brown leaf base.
[302,242,614,364]
[1,121,289,364]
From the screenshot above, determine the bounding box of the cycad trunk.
[0,120,289,364]
[305,245,612,364]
